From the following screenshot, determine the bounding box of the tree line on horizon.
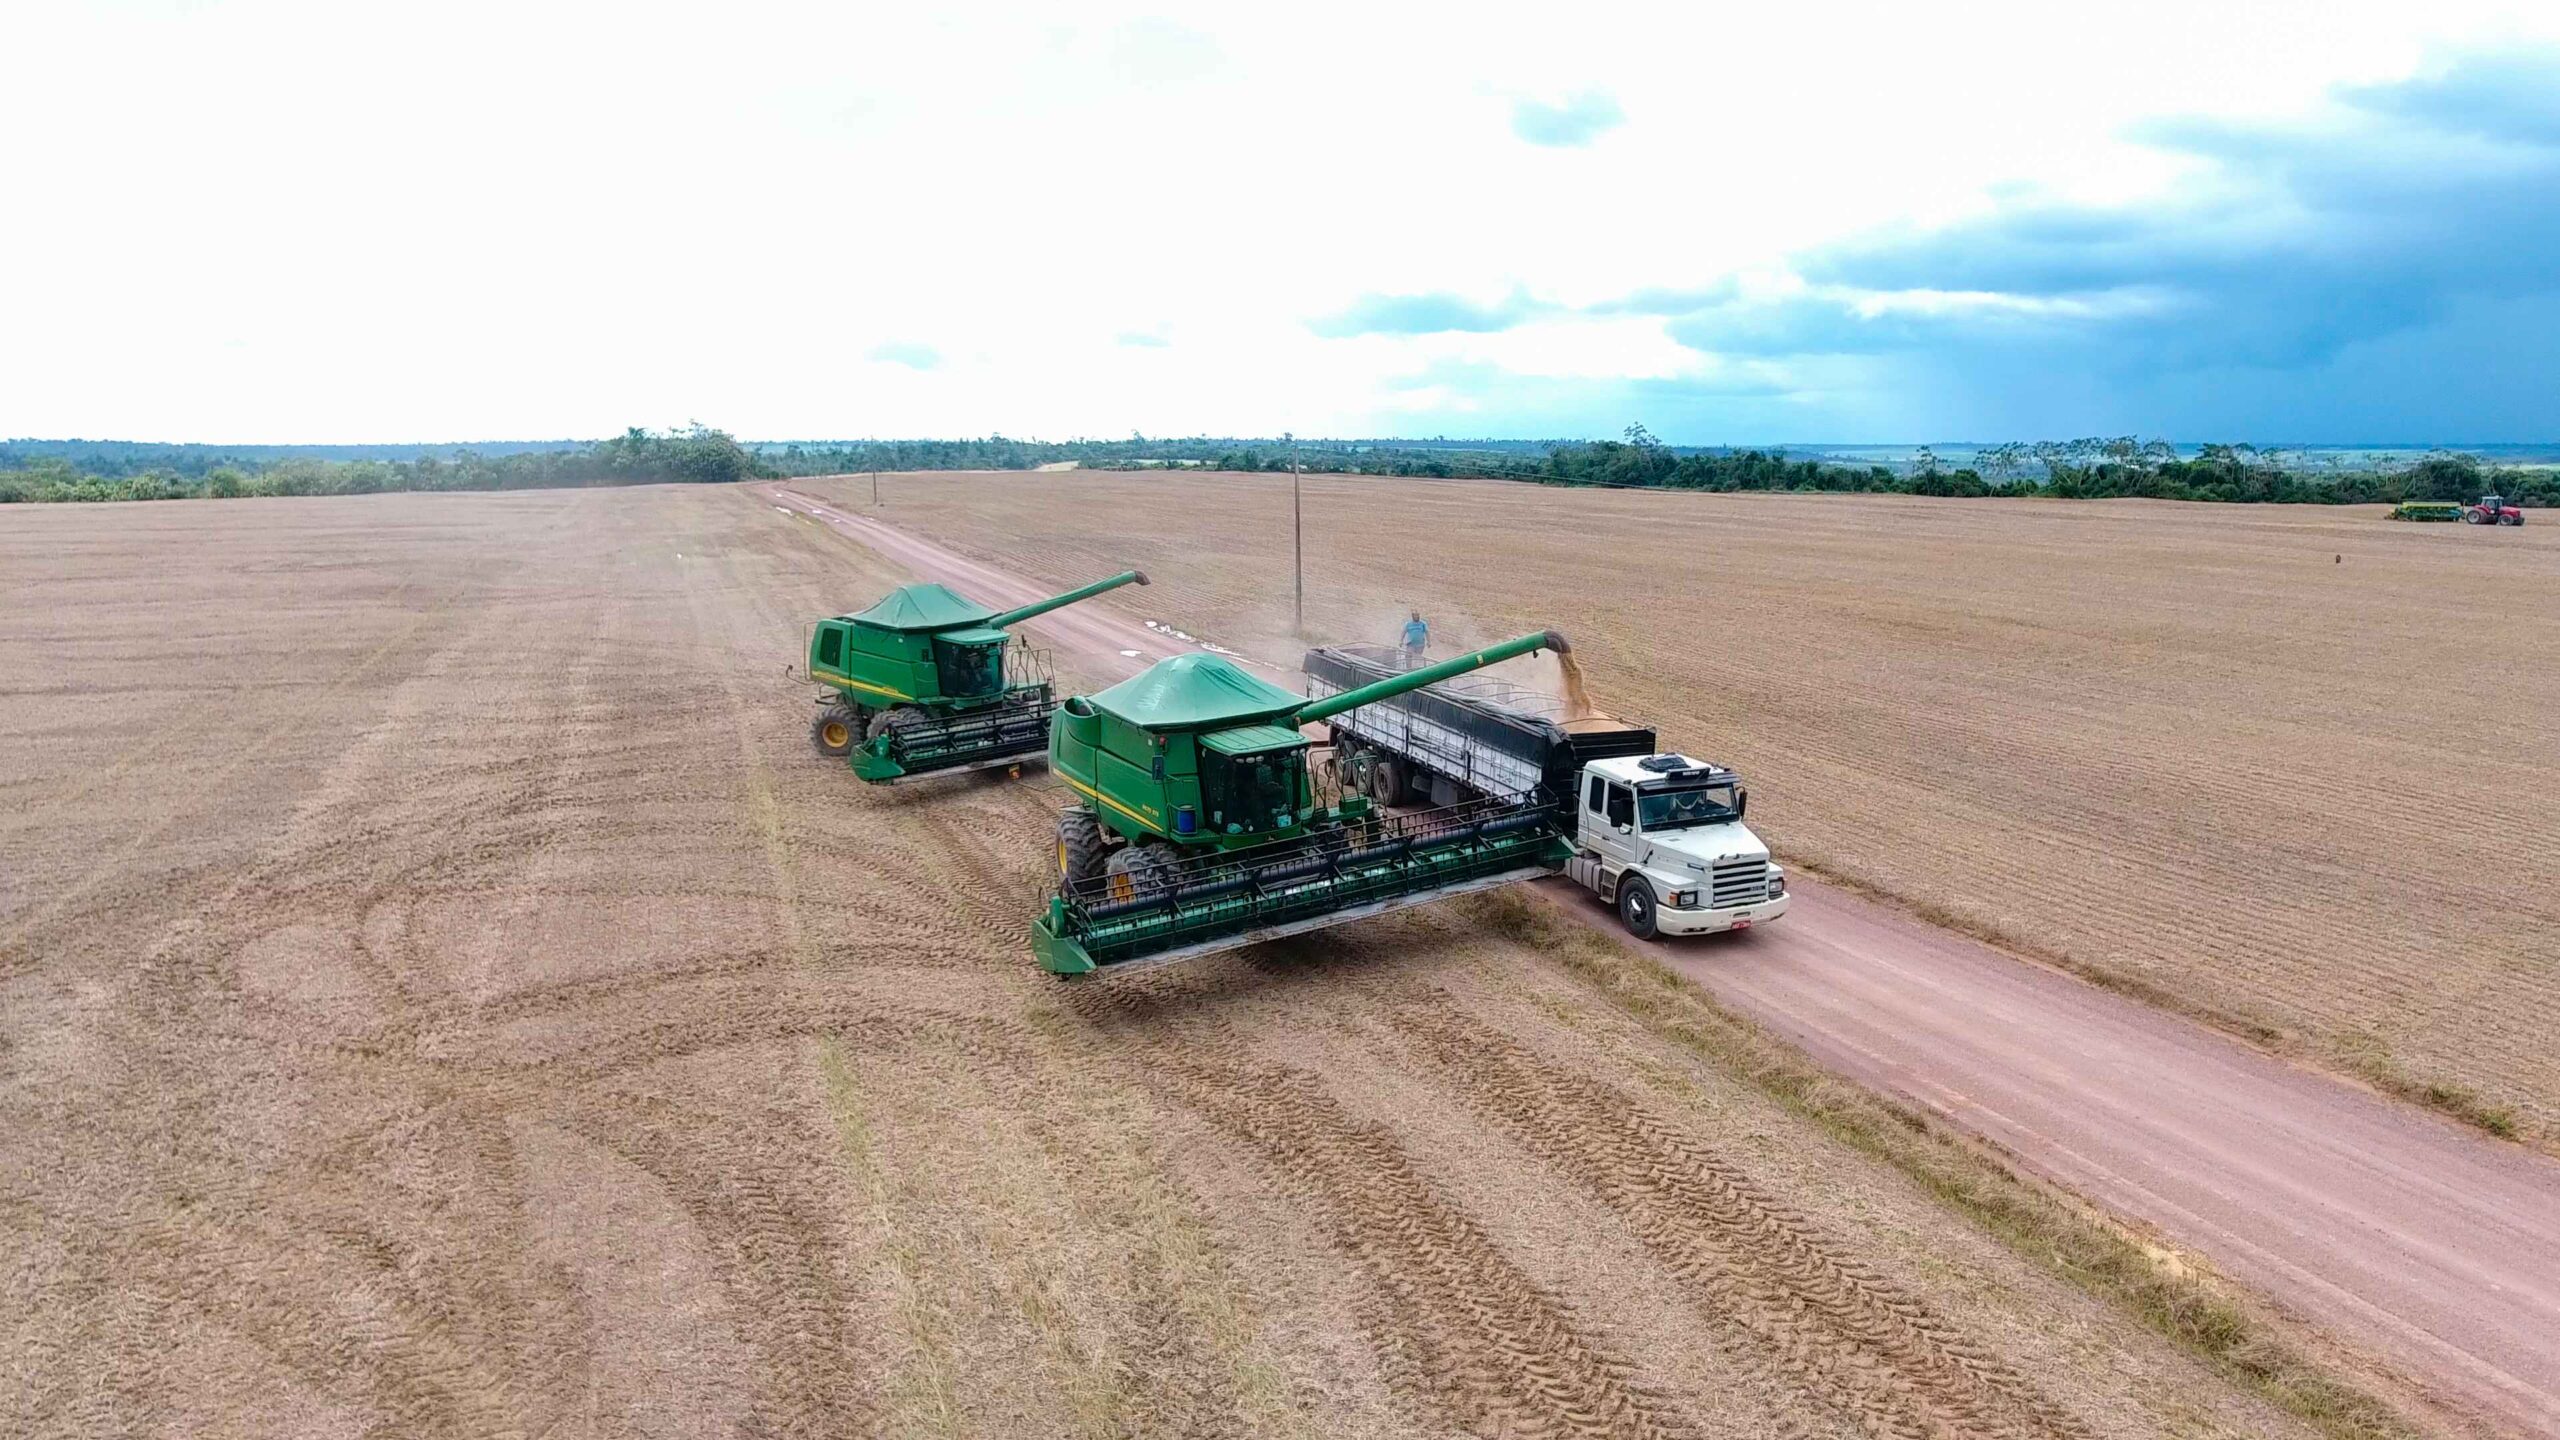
[4,425,2551,508]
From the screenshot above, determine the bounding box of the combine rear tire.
[1057,808,1108,886]
[812,701,859,758]
[1617,877,1660,941]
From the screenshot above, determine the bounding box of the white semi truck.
[1304,644,1788,940]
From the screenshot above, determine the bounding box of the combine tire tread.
[1104,842,1178,902]
[1057,809,1109,885]
[867,706,927,745]
[811,700,860,758]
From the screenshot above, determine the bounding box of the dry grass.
[818,470,2560,1142]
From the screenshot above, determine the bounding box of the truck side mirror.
[1615,823,1632,835]
[1736,788,1747,817]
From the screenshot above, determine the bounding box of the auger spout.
[1294,630,1566,725]
[985,570,1149,629]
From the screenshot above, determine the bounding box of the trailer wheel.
[1617,877,1660,941]
[811,700,859,758]
[1373,756,1410,806]
[1057,808,1108,886]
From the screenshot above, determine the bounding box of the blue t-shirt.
[1402,619,1428,648]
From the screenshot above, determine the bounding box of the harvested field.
[810,470,2560,1137]
[0,488,2324,1438]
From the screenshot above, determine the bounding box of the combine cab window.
[817,627,843,668]
[1202,750,1302,832]
[935,640,1003,698]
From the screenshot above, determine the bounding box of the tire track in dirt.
[544,1084,870,1437]
[1052,965,1696,1440]
[1390,1007,2090,1440]
[1145,1051,1693,1440]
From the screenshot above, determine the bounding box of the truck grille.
[1708,858,1769,908]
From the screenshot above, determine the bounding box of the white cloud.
[3,1,2557,441]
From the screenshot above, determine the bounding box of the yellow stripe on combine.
[812,668,907,701]
[1061,775,1158,830]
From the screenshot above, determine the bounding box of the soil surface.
[1,487,2323,1439]
[783,471,2560,1438]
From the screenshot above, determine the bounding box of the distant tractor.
[2463,494,2526,526]
[807,570,1148,783]
[1034,631,1570,974]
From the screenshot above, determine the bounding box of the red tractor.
[2463,494,2525,526]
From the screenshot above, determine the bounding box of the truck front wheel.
[1617,877,1660,941]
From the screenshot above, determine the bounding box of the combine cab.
[807,570,1147,784]
[1032,632,1573,975]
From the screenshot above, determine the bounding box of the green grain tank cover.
[851,583,997,632]
[1087,653,1302,731]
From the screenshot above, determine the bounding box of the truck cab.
[1566,754,1789,939]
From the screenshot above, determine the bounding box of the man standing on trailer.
[1401,611,1429,667]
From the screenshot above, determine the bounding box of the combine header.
[807,570,1148,783]
[1033,631,1572,975]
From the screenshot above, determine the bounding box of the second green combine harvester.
[1034,630,1570,975]
[807,569,1148,783]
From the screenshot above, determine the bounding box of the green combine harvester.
[807,570,1148,783]
[1033,630,1571,975]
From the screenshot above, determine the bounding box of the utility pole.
[1289,432,1303,634]
[872,468,880,507]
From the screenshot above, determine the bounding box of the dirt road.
[1657,882,2560,1438]
[769,484,2560,1438]
[2,486,2319,1440]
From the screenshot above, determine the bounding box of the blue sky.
[5,2,2557,443]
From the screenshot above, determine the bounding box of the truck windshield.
[1638,782,1738,831]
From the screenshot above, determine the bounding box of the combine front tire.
[868,706,926,746]
[812,701,860,758]
[1617,877,1660,941]
[1104,842,1176,903]
[1057,808,1108,886]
